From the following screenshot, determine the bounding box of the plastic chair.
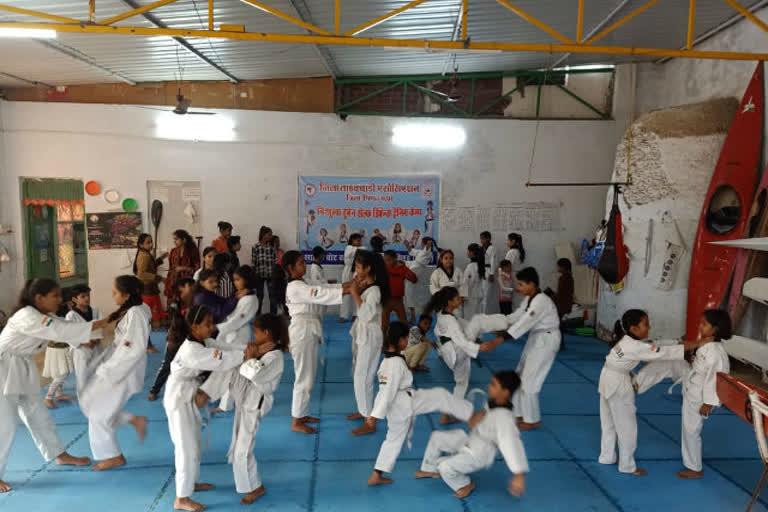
[747,391,768,511]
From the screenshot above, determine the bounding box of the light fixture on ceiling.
[155,112,235,142]
[392,123,466,149]
[0,28,57,39]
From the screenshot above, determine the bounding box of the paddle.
[151,200,163,258]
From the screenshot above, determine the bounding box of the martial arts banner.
[298,175,439,264]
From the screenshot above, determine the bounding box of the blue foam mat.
[2,322,766,511]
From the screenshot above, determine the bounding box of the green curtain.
[22,179,83,202]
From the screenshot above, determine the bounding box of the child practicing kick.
[405,315,435,372]
[163,305,244,512]
[415,370,529,500]
[0,279,109,493]
[347,249,390,434]
[149,278,196,401]
[405,237,436,324]
[79,275,152,471]
[364,321,474,485]
[676,309,731,480]
[283,250,347,434]
[599,309,700,476]
[42,291,76,408]
[463,243,487,318]
[211,265,259,413]
[65,285,105,397]
[426,287,504,424]
[504,267,561,431]
[498,260,516,315]
[226,314,287,505]
[339,233,363,323]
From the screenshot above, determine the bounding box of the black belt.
[258,395,265,410]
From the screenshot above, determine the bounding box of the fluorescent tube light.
[0,28,56,39]
[392,123,466,149]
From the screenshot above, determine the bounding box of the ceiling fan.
[429,64,462,103]
[137,88,216,115]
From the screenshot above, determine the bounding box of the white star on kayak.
[743,96,755,113]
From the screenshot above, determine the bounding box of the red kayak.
[716,372,768,435]
[685,62,763,340]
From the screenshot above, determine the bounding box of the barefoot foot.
[0,480,10,493]
[56,394,75,402]
[240,485,265,505]
[44,398,57,409]
[147,393,157,402]
[440,414,459,425]
[147,346,160,354]
[454,481,476,499]
[92,454,126,471]
[291,419,317,434]
[346,412,363,421]
[676,469,703,479]
[55,452,91,466]
[351,424,376,436]
[368,471,393,486]
[631,468,648,476]
[130,415,148,443]
[518,421,542,431]
[211,408,224,414]
[300,416,320,424]
[414,471,440,479]
[194,483,214,491]
[174,497,206,511]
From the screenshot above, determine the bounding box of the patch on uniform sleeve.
[650,344,660,353]
[529,311,535,317]
[310,288,319,297]
[41,316,53,327]
[213,349,222,359]
[124,341,132,348]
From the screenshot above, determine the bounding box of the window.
[56,202,85,280]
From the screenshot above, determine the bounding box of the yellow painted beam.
[344,0,431,37]
[1,21,768,61]
[208,0,214,30]
[584,0,663,45]
[722,0,768,34]
[99,0,179,25]
[687,0,696,49]
[462,0,468,41]
[240,0,330,35]
[335,0,340,35]
[495,0,574,44]
[89,0,95,23]
[0,4,79,23]
[576,0,584,43]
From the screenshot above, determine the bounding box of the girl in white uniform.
[211,265,259,413]
[226,314,286,505]
[426,287,504,424]
[480,231,498,314]
[0,279,108,493]
[308,246,332,285]
[339,233,362,323]
[415,370,529,500]
[504,267,561,431]
[504,233,525,309]
[599,309,700,476]
[405,237,435,323]
[163,305,244,512]
[463,243,487,318]
[79,275,152,471]
[364,322,474,486]
[346,249,389,434]
[283,250,346,434]
[676,309,731,480]
[65,285,105,397]
[430,250,467,317]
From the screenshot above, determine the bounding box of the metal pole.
[525,181,630,187]
[687,0,696,49]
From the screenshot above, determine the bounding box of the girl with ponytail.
[347,249,391,434]
[281,250,348,434]
[463,243,487,317]
[429,249,468,316]
[162,304,244,512]
[79,275,152,471]
[427,286,504,424]
[503,267,560,431]
[0,279,109,492]
[599,309,702,477]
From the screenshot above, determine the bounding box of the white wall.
[0,101,616,314]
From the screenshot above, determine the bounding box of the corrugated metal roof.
[0,0,766,83]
